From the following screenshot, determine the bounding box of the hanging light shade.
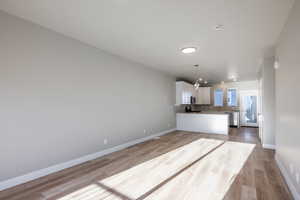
[193,65,208,89]
[194,81,200,90]
[193,76,208,89]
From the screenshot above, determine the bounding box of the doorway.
[240,90,259,127]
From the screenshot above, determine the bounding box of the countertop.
[177,111,230,115]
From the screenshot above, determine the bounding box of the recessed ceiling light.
[214,24,224,31]
[229,75,237,81]
[181,47,197,54]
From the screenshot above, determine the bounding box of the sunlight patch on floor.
[53,139,255,200]
[98,138,223,199]
[144,141,255,200]
[57,183,123,200]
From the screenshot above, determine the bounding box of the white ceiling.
[0,0,294,83]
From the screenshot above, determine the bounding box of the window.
[227,88,237,107]
[214,89,223,106]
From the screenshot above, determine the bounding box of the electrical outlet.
[104,139,108,145]
[168,123,171,127]
[143,129,146,134]
[296,172,300,184]
[290,163,294,174]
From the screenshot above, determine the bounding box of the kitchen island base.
[176,113,229,135]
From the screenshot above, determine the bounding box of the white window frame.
[214,88,224,107]
[227,88,238,107]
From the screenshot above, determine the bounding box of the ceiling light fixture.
[229,75,237,82]
[181,47,197,54]
[214,24,224,31]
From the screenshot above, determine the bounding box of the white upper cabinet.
[196,87,211,105]
[176,81,194,105]
[176,82,211,105]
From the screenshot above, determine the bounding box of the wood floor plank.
[254,169,273,200]
[143,141,255,200]
[241,185,257,200]
[264,160,294,200]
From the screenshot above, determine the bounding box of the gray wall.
[276,0,300,195]
[260,57,276,146]
[0,11,176,181]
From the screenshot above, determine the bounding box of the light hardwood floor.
[0,128,293,200]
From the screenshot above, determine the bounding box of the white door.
[240,90,259,127]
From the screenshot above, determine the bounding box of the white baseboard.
[262,144,276,150]
[0,128,176,191]
[275,154,300,200]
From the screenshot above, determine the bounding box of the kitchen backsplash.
[175,104,239,112]
[192,104,239,111]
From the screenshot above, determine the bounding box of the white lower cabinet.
[176,113,229,135]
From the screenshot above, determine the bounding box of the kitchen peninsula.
[176,112,229,135]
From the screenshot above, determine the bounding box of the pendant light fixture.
[193,65,208,90]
